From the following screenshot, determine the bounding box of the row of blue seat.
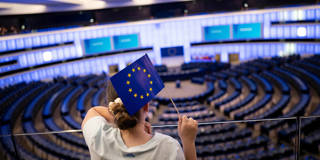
[251,95,290,122]
[206,80,227,104]
[217,66,290,120]
[0,123,41,160]
[191,77,205,84]
[285,63,320,96]
[230,77,242,91]
[197,136,269,157]
[261,93,310,133]
[251,73,273,94]
[61,86,83,129]
[164,105,206,114]
[278,105,320,141]
[33,80,101,158]
[241,76,257,93]
[2,83,47,125]
[41,84,95,149]
[223,93,255,115]
[243,145,293,160]
[301,130,320,153]
[261,71,290,94]
[221,76,258,115]
[213,78,242,109]
[16,83,64,160]
[238,63,261,73]
[196,129,252,146]
[221,70,239,78]
[0,82,35,117]
[0,81,46,159]
[23,121,89,159]
[42,85,73,118]
[233,68,250,76]
[159,111,215,123]
[234,94,272,120]
[92,88,105,106]
[295,61,320,78]
[23,83,63,121]
[167,101,200,108]
[0,82,26,103]
[77,87,97,119]
[86,74,107,88]
[0,82,58,160]
[214,91,240,109]
[40,84,89,158]
[251,61,273,70]
[211,72,229,80]
[273,67,309,93]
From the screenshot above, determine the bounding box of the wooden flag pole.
[170,98,180,117]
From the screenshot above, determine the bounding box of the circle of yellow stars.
[126,66,152,99]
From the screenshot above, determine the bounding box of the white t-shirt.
[83,116,185,160]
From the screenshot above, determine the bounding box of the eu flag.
[110,54,164,115]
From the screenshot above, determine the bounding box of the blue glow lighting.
[204,25,231,41]
[84,37,112,55]
[113,34,139,50]
[233,23,262,39]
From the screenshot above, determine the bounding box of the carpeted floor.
[156,80,208,98]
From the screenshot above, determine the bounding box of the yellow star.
[137,67,141,70]
[143,69,146,72]
[128,73,131,77]
[132,68,135,72]
[146,93,149,97]
[128,88,132,92]
[134,93,137,98]
[140,95,144,99]
[126,81,130,85]
[148,74,151,78]
[150,81,153,85]
[149,88,152,91]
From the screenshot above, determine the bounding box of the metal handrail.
[3,115,319,137]
[1,115,320,160]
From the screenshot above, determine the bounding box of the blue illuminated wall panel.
[113,34,139,50]
[83,37,112,55]
[204,25,231,41]
[233,23,262,39]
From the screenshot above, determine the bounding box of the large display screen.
[232,23,262,39]
[84,37,112,55]
[204,25,231,41]
[113,34,139,50]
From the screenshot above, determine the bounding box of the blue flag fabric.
[110,54,164,115]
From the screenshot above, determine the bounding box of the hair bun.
[114,98,122,104]
[109,98,139,130]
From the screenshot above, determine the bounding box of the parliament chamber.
[0,0,320,159]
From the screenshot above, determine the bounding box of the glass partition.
[2,117,320,160]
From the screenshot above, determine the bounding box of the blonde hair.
[109,98,140,130]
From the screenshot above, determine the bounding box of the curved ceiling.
[0,0,192,16]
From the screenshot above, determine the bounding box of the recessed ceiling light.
[43,51,53,62]
[297,27,307,37]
